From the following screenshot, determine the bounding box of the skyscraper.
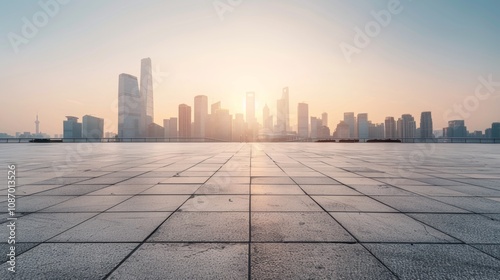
[163,118,178,139]
[333,121,350,139]
[445,120,467,137]
[384,117,396,139]
[63,116,82,139]
[140,58,154,137]
[492,123,500,139]
[298,103,309,138]
[276,87,289,134]
[118,73,141,138]
[357,113,369,140]
[263,104,272,131]
[397,114,417,141]
[194,95,208,138]
[82,115,104,139]
[321,112,328,128]
[232,114,245,141]
[178,104,191,139]
[420,111,433,139]
[310,117,319,139]
[343,112,356,139]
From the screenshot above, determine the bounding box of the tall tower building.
[118,73,141,138]
[263,104,272,131]
[385,117,396,139]
[420,111,433,139]
[321,112,328,128]
[397,114,417,141]
[194,95,208,138]
[140,58,154,136]
[343,112,356,139]
[298,103,309,138]
[35,114,40,135]
[357,113,369,140]
[277,87,290,134]
[178,104,192,139]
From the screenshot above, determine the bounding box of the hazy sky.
[1,0,499,135]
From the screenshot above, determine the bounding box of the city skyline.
[1,0,500,135]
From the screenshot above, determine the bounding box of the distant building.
[397,114,416,141]
[178,104,192,139]
[485,128,492,138]
[297,103,309,138]
[445,120,467,138]
[194,95,208,138]
[35,114,40,135]
[163,118,178,139]
[343,112,356,139]
[384,117,396,139]
[82,115,104,139]
[232,113,245,142]
[63,116,82,138]
[369,122,385,139]
[492,123,500,138]
[263,104,273,132]
[420,112,433,139]
[213,109,232,141]
[357,113,369,140]
[118,73,141,138]
[310,117,320,139]
[318,125,331,139]
[140,57,154,137]
[321,112,328,128]
[148,123,164,138]
[276,87,290,134]
[333,121,350,139]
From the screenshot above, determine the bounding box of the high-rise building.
[276,87,290,134]
[63,116,82,139]
[211,101,221,114]
[368,122,385,139]
[178,104,191,139]
[385,117,396,139]
[213,109,232,141]
[35,114,40,135]
[140,58,154,136]
[163,118,178,139]
[82,115,104,139]
[420,111,433,139]
[397,114,417,141]
[490,123,500,138]
[343,112,356,139]
[148,123,164,138]
[263,104,273,131]
[118,73,141,138]
[357,113,369,140]
[333,121,350,139]
[310,117,320,139]
[445,120,467,138]
[194,95,208,138]
[298,103,309,138]
[232,113,245,142]
[321,112,328,128]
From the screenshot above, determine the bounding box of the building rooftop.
[1,143,500,279]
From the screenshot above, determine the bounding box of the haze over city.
[1,0,500,136]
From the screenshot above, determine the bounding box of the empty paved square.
[1,143,500,279]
